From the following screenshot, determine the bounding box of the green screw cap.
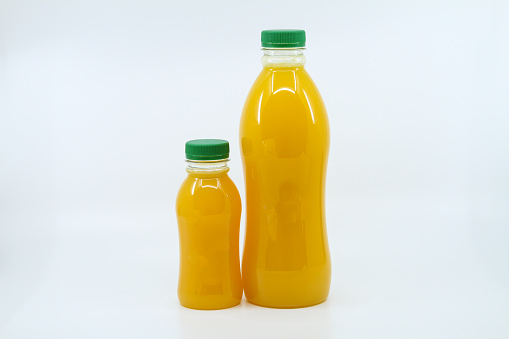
[185,139,229,161]
[261,29,306,48]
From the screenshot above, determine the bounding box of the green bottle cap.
[261,29,306,48]
[185,139,229,161]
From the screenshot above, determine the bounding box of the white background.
[1,0,508,338]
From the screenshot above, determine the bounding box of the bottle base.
[179,300,241,311]
[246,298,328,309]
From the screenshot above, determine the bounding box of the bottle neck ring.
[186,159,229,175]
[262,48,306,68]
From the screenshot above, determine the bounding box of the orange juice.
[240,30,331,308]
[176,139,242,310]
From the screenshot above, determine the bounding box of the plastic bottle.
[176,139,242,310]
[240,29,331,308]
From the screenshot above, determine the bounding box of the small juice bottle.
[240,30,331,308]
[175,139,242,310]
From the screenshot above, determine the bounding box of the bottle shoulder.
[241,67,328,128]
[176,173,241,215]
[177,173,240,200]
[245,67,323,102]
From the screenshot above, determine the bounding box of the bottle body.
[176,162,242,310]
[240,51,331,308]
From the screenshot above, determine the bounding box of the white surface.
[1,0,508,338]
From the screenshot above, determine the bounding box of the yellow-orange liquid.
[176,167,242,310]
[240,65,331,308]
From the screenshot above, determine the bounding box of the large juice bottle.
[240,30,331,308]
[176,139,242,310]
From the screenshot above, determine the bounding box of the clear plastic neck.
[262,48,306,68]
[186,159,229,175]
